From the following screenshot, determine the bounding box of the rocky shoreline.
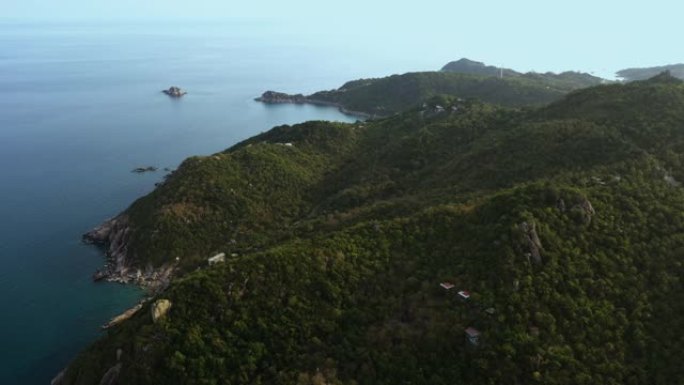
[51,218,175,385]
[83,215,174,292]
[255,90,373,119]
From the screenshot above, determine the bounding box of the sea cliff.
[83,215,174,292]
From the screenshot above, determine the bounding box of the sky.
[1,0,681,78]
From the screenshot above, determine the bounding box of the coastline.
[50,218,173,385]
[82,215,175,292]
[298,98,375,119]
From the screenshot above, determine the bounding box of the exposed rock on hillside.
[570,197,596,225]
[83,215,175,290]
[83,215,131,275]
[98,363,122,385]
[151,299,172,323]
[518,221,543,265]
[102,303,144,330]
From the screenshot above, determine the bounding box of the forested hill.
[257,68,603,117]
[441,58,519,77]
[61,74,684,385]
[442,58,605,92]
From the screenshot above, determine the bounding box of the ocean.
[0,20,423,384]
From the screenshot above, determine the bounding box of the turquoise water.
[0,21,370,384]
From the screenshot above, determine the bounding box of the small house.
[440,282,455,290]
[465,327,481,346]
[457,290,471,300]
[208,253,226,266]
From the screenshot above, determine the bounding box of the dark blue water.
[0,21,373,384]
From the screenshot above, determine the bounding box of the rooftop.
[440,282,455,290]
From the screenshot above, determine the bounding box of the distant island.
[617,64,684,81]
[256,58,606,117]
[162,86,187,97]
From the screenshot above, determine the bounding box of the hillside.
[57,75,684,385]
[257,70,599,118]
[617,64,684,81]
[442,58,605,91]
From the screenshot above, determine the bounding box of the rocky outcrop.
[102,303,144,330]
[99,363,122,385]
[570,197,596,225]
[131,166,158,173]
[51,369,66,385]
[151,299,172,323]
[255,90,307,104]
[518,221,543,265]
[83,215,175,291]
[83,215,131,276]
[556,198,566,212]
[664,173,681,187]
[163,86,186,97]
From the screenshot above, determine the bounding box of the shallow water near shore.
[0,20,382,384]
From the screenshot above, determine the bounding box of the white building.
[208,253,226,266]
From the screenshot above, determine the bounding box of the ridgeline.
[256,59,605,117]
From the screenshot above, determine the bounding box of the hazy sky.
[1,0,681,77]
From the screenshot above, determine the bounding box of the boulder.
[151,299,172,323]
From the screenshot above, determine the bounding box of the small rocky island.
[132,166,158,173]
[162,86,187,97]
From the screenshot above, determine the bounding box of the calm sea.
[0,20,413,384]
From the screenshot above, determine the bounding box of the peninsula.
[255,58,605,117]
